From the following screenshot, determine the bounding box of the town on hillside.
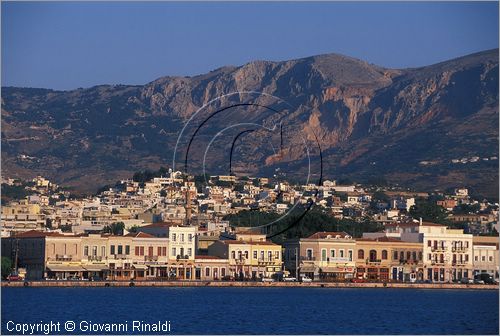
[1,170,498,284]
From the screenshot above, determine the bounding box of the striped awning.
[47,265,85,272]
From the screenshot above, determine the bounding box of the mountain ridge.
[2,49,498,198]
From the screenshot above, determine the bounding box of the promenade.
[2,280,497,290]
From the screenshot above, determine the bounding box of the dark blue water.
[2,287,498,335]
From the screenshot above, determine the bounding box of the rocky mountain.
[1,49,498,198]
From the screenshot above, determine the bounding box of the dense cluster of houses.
[1,173,498,282]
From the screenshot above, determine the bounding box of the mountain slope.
[1,49,498,198]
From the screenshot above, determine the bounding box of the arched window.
[369,250,377,261]
[358,249,365,259]
[382,250,388,260]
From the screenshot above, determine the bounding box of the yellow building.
[208,233,282,280]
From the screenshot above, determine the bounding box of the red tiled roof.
[125,232,157,238]
[307,231,351,239]
[356,236,403,243]
[12,230,72,238]
[221,240,277,246]
[195,255,222,259]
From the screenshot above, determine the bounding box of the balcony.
[113,254,128,260]
[257,258,276,265]
[431,247,446,252]
[452,247,467,253]
[88,255,102,262]
[176,255,190,260]
[55,254,72,261]
[366,259,382,265]
[145,255,158,262]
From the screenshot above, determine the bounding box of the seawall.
[1,281,498,290]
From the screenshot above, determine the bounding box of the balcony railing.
[54,254,72,261]
[145,255,158,262]
[452,247,467,252]
[366,259,381,264]
[88,255,102,262]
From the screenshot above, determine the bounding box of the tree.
[104,222,125,235]
[1,257,13,279]
[409,198,449,224]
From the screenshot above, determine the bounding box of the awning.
[320,267,351,273]
[300,265,316,273]
[83,265,109,271]
[47,266,85,272]
[132,264,148,270]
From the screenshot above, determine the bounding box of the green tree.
[1,257,13,279]
[409,197,449,224]
[104,222,125,235]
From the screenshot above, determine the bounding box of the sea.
[1,287,498,335]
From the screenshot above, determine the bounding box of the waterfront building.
[472,236,499,279]
[283,232,356,281]
[194,255,229,280]
[354,237,423,282]
[208,232,282,279]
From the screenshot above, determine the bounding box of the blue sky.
[2,1,498,90]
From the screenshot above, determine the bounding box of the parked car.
[351,278,367,283]
[475,273,496,284]
[300,276,312,283]
[6,274,23,281]
[473,279,485,284]
[261,277,275,282]
[460,277,474,284]
[283,277,297,282]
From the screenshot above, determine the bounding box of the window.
[393,251,398,260]
[400,251,404,260]
[418,252,423,260]
[268,251,272,261]
[382,250,388,260]
[428,253,432,261]
[172,248,177,257]
[92,246,97,256]
[475,256,478,261]
[465,254,469,262]
[140,246,144,256]
[427,240,431,247]
[172,233,176,241]
[117,245,123,254]
[482,256,485,262]
[135,246,140,256]
[162,247,167,256]
[125,245,130,255]
[358,250,364,259]
[149,246,153,256]
[330,249,336,258]
[339,249,345,258]
[110,245,115,255]
[101,246,106,257]
[275,251,280,259]
[412,252,417,260]
[231,251,235,259]
[205,267,210,277]
[188,234,193,242]
[188,248,192,256]
[84,246,89,256]
[158,247,162,256]
[406,251,411,260]
[221,268,226,277]
[180,234,185,242]
[253,251,258,259]
[321,249,327,261]
[238,251,242,259]
[260,251,265,260]
[306,249,313,260]
[348,250,353,261]
[489,256,493,262]
[244,251,249,259]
